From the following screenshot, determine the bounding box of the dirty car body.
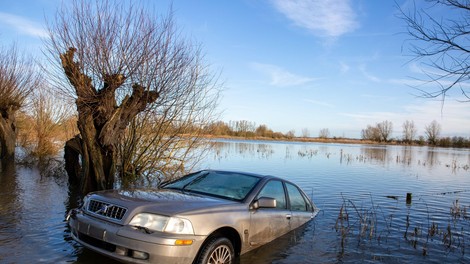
[67,170,318,264]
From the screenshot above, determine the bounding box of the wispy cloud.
[339,61,350,74]
[360,94,395,101]
[341,111,400,125]
[341,99,470,137]
[0,12,47,38]
[304,99,335,108]
[250,62,315,87]
[404,99,470,124]
[271,0,359,37]
[400,100,470,136]
[359,65,381,82]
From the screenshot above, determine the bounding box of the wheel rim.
[208,244,232,264]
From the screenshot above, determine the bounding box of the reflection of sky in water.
[202,139,470,263]
[1,139,469,263]
[0,165,72,263]
[202,140,470,198]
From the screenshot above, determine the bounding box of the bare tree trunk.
[0,108,17,160]
[0,43,36,160]
[64,135,82,186]
[46,1,220,191]
[61,48,158,194]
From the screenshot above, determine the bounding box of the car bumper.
[67,210,206,264]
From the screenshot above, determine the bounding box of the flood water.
[1,139,470,263]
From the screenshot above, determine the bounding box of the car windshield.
[162,171,260,201]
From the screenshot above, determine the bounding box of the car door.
[248,180,291,248]
[285,182,314,230]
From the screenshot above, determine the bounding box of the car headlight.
[165,217,194,234]
[129,213,194,235]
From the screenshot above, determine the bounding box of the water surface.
[205,140,470,263]
[1,140,469,263]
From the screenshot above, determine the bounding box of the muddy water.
[1,140,469,263]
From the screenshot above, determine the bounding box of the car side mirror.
[253,197,276,209]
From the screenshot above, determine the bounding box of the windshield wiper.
[182,172,209,190]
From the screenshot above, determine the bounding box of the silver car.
[67,170,318,264]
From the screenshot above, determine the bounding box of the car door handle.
[286,214,291,220]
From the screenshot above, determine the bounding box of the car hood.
[89,189,243,217]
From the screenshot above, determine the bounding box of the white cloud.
[271,0,359,37]
[403,100,470,135]
[0,12,48,38]
[304,99,335,108]
[359,65,381,82]
[250,62,315,87]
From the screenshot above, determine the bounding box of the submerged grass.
[295,147,470,172]
[334,194,470,258]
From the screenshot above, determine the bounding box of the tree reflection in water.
[1,140,470,263]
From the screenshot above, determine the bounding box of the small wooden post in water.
[406,193,412,205]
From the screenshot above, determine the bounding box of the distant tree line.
[3,0,470,194]
[205,119,470,148]
[204,120,289,139]
[361,121,393,143]
[361,120,470,148]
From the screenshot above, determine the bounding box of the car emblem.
[97,204,110,214]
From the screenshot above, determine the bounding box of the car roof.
[200,169,284,182]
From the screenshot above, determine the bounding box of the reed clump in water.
[334,194,470,257]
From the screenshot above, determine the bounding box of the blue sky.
[1,0,470,138]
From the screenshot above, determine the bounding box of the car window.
[164,171,260,201]
[256,180,286,209]
[162,171,205,189]
[286,183,309,211]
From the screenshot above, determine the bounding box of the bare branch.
[399,0,470,101]
[0,43,38,159]
[44,0,221,191]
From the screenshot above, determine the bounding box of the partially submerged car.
[67,170,318,264]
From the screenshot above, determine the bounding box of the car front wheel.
[196,237,234,264]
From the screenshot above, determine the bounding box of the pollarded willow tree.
[45,0,220,193]
[0,44,37,162]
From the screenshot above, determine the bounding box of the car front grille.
[87,199,127,220]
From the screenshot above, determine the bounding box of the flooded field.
[1,139,469,263]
